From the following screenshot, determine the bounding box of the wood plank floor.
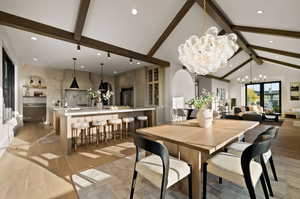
[0,119,299,199]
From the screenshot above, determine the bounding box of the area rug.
[71,155,288,199]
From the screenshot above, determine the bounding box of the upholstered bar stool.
[71,122,90,151]
[91,120,107,143]
[136,115,148,129]
[122,117,135,138]
[108,119,123,141]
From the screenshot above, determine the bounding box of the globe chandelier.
[178,0,239,75]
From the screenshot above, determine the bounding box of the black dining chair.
[130,135,193,199]
[227,126,279,196]
[203,136,273,199]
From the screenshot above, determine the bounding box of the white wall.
[0,27,21,157]
[229,62,300,113]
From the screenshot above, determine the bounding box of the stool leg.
[120,123,123,140]
[113,124,116,141]
[125,122,129,138]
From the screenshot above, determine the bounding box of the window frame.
[245,81,282,113]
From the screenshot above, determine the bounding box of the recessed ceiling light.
[131,8,138,15]
[31,36,37,41]
[113,70,118,74]
[137,62,140,65]
[269,40,273,43]
[33,58,38,61]
[257,10,263,14]
[80,65,85,69]
[97,52,101,56]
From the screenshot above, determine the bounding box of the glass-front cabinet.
[147,67,161,106]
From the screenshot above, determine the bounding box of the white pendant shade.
[178,27,239,75]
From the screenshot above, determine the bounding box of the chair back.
[133,135,170,190]
[254,126,279,143]
[241,137,272,197]
[259,126,279,139]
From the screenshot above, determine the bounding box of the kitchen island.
[59,107,156,154]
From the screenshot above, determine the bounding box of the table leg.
[164,142,208,199]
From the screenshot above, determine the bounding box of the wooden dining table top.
[136,119,259,154]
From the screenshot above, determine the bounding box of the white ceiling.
[0,0,299,77]
[214,0,300,31]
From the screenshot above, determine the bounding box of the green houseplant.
[186,89,214,128]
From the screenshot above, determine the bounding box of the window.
[2,48,15,122]
[245,81,281,113]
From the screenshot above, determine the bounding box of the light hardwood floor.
[0,119,300,199]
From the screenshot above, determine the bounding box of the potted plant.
[186,89,214,128]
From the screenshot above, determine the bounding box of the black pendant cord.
[73,58,77,78]
[250,60,253,84]
[101,63,104,82]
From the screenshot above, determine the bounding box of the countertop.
[59,107,156,116]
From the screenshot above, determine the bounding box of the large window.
[246,81,281,113]
[2,48,15,122]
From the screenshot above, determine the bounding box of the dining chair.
[203,137,273,199]
[130,135,193,199]
[226,126,279,196]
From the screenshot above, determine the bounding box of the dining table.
[135,119,259,199]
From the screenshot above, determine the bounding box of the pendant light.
[70,58,79,89]
[99,63,108,92]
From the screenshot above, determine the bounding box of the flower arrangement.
[102,90,114,101]
[87,88,114,103]
[186,89,214,110]
[87,89,102,103]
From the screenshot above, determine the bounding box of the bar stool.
[108,119,123,141]
[122,117,135,138]
[71,122,90,151]
[136,115,148,129]
[91,120,107,143]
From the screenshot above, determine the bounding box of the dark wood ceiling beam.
[221,58,252,79]
[202,74,230,83]
[232,25,300,39]
[229,47,242,61]
[259,56,300,70]
[0,11,170,66]
[147,0,195,56]
[74,0,91,41]
[250,45,300,59]
[218,29,226,35]
[195,0,263,65]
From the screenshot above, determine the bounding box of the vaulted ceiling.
[0,0,299,78]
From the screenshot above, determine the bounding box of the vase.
[96,102,103,109]
[197,109,213,128]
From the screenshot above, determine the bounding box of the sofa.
[224,106,264,122]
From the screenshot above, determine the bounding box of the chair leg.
[260,175,270,199]
[188,165,193,199]
[202,163,207,199]
[130,170,138,199]
[261,161,274,196]
[218,177,222,184]
[269,156,278,181]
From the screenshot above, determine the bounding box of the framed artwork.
[290,82,300,101]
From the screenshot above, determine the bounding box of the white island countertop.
[60,107,155,117]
